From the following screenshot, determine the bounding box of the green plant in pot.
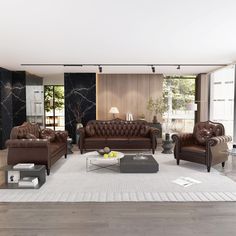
[147,97,167,123]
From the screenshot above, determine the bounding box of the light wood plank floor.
[0,202,236,236]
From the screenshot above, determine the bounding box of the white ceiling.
[0,0,236,77]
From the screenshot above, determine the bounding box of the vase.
[152,115,158,123]
[76,123,83,144]
[162,140,173,154]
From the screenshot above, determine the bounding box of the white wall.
[43,74,64,85]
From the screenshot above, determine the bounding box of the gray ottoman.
[120,155,159,173]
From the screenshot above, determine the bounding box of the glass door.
[210,66,235,139]
[44,85,65,131]
[162,76,196,134]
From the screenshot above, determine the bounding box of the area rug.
[1,151,236,202]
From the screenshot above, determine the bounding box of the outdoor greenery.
[147,97,168,116]
[163,76,195,111]
[44,86,64,112]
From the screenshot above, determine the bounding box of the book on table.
[13,163,35,169]
[18,177,39,187]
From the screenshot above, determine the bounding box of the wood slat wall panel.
[97,74,164,121]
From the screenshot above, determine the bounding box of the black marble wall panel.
[0,68,13,149]
[0,68,29,149]
[64,73,96,142]
[12,71,26,126]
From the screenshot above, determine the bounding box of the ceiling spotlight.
[98,65,102,73]
[151,65,155,73]
[177,65,181,70]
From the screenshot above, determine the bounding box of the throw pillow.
[195,128,213,145]
[40,129,56,142]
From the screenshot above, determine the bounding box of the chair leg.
[47,168,50,176]
[207,166,211,172]
[222,162,225,168]
[65,154,67,159]
[152,149,155,154]
[176,159,180,165]
[80,149,83,154]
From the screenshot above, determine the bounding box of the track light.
[177,65,181,70]
[98,65,102,73]
[151,65,155,73]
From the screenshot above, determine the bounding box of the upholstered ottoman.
[120,155,159,173]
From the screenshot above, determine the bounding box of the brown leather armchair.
[172,121,232,172]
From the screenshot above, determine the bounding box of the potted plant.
[146,97,167,123]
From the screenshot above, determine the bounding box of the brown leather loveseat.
[6,122,68,175]
[172,121,232,172]
[78,119,159,154]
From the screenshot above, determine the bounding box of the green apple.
[103,154,109,158]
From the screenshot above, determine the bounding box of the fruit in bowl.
[97,147,111,155]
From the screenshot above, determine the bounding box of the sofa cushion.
[85,137,106,142]
[181,145,206,155]
[26,133,37,139]
[40,129,56,142]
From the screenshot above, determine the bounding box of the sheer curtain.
[209,66,235,139]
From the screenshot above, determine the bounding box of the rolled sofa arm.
[54,131,68,143]
[172,133,194,146]
[149,127,159,138]
[207,135,232,147]
[6,139,49,148]
[149,127,159,149]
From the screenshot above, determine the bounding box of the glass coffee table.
[83,151,124,172]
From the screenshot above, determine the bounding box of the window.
[162,76,196,134]
[210,66,235,138]
[44,85,65,131]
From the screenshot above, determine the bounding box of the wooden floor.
[0,202,236,236]
[1,148,236,235]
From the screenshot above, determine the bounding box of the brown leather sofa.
[78,119,159,154]
[6,122,68,175]
[172,121,232,172]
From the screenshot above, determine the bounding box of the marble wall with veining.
[64,73,96,142]
[0,68,13,149]
[12,71,26,126]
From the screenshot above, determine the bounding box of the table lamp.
[109,107,119,118]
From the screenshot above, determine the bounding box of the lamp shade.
[109,107,119,114]
[186,103,197,111]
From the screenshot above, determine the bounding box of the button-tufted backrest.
[10,122,41,139]
[193,121,225,145]
[85,119,150,137]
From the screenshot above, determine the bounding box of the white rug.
[1,151,236,202]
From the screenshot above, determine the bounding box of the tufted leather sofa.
[78,119,159,154]
[6,122,68,175]
[172,120,232,172]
